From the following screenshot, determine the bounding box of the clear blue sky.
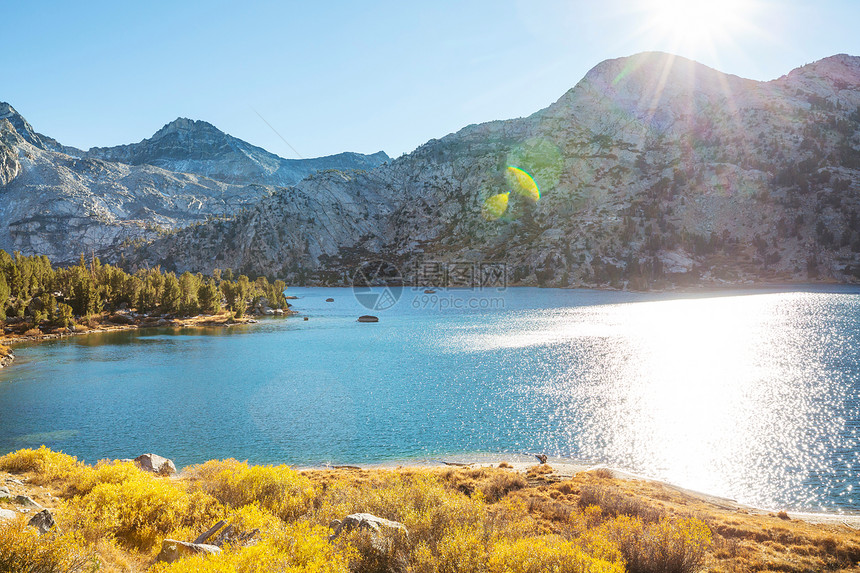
[5,0,858,159]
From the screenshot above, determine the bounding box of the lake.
[1,286,859,513]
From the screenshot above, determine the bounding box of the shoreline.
[308,455,860,529]
[0,310,293,348]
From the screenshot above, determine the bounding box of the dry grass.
[2,449,860,572]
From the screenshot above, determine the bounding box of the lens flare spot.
[507,166,540,201]
[482,191,510,220]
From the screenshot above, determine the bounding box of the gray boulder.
[0,485,9,499]
[156,539,221,564]
[330,513,407,539]
[330,513,409,573]
[134,453,177,476]
[28,509,55,534]
[14,495,43,509]
[0,508,16,521]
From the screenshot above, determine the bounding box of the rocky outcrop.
[134,453,176,476]
[129,52,860,289]
[0,347,13,369]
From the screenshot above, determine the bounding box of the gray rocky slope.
[128,52,860,288]
[0,105,388,264]
[85,117,389,187]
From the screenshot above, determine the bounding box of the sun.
[641,0,757,54]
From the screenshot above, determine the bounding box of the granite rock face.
[0,104,387,265]
[130,52,860,288]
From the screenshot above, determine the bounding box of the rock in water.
[28,509,55,534]
[156,539,221,564]
[358,315,379,323]
[134,453,177,476]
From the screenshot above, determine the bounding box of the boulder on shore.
[156,539,221,563]
[134,453,177,476]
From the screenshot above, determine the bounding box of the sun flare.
[643,0,756,53]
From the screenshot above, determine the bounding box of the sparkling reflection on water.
[1,287,858,512]
[447,291,860,511]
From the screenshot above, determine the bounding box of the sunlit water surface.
[1,287,859,512]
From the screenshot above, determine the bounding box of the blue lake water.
[1,286,860,512]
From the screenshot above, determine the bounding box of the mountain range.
[2,51,859,289]
[0,104,388,263]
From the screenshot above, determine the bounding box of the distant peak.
[152,117,222,139]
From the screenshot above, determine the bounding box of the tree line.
[0,250,289,328]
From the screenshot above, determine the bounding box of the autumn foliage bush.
[0,518,93,573]
[185,459,316,521]
[0,448,721,573]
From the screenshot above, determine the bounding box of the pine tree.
[161,273,181,314]
[0,272,9,320]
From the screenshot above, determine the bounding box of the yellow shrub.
[489,536,625,573]
[422,525,489,573]
[73,459,141,496]
[187,459,316,522]
[226,504,284,536]
[151,522,350,573]
[0,446,83,485]
[319,472,488,553]
[602,515,712,573]
[0,517,93,573]
[68,471,223,550]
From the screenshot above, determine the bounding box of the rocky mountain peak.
[151,117,224,140]
[0,101,45,149]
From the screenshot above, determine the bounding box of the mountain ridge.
[84,116,389,187]
[0,103,390,263]
[123,51,860,288]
